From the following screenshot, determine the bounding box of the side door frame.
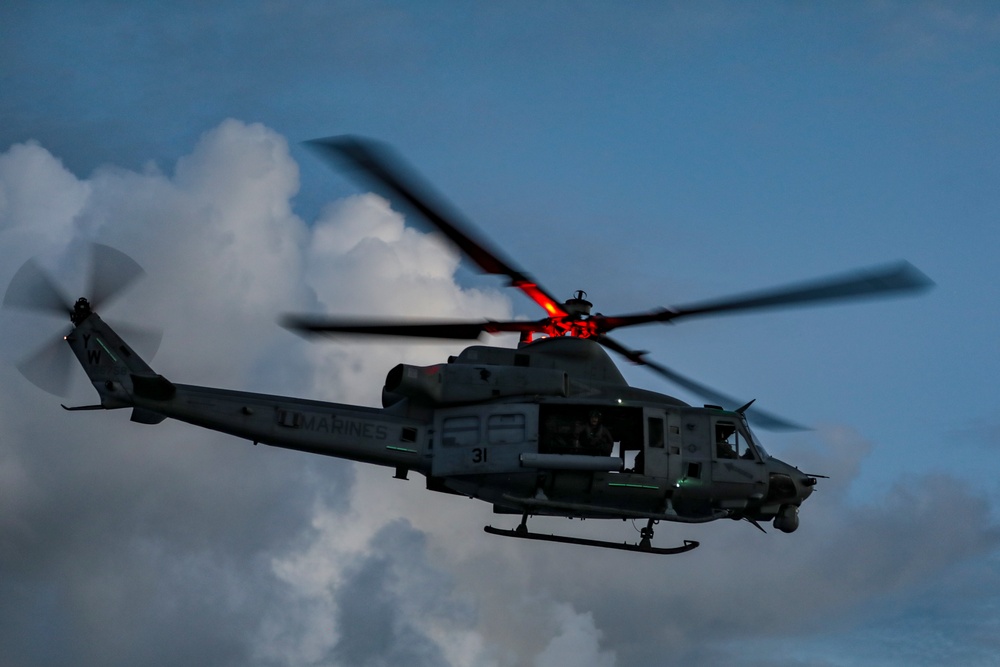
[709,415,766,500]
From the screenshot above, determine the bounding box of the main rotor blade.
[87,243,146,311]
[664,261,933,323]
[283,315,542,340]
[3,258,73,316]
[599,336,805,431]
[576,263,932,335]
[307,136,568,317]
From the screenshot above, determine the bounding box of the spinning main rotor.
[284,136,934,429]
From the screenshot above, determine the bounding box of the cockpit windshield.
[739,415,769,459]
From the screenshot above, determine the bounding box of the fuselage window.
[648,417,665,448]
[487,413,525,444]
[715,420,754,460]
[442,416,480,447]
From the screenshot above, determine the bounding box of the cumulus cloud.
[534,604,616,667]
[303,192,512,405]
[0,119,503,667]
[0,140,89,239]
[0,121,996,667]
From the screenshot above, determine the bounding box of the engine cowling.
[383,362,568,406]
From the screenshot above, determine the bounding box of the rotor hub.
[70,298,93,325]
[563,290,593,317]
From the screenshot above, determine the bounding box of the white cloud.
[301,190,512,405]
[0,120,996,667]
[0,119,519,666]
[0,140,88,238]
[534,603,616,667]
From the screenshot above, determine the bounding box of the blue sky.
[2,2,999,666]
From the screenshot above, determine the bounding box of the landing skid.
[483,520,699,555]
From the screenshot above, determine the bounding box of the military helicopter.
[3,137,932,554]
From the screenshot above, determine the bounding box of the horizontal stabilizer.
[131,407,166,424]
[61,404,106,411]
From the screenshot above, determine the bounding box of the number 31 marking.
[472,448,488,463]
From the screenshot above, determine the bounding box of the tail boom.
[65,305,429,472]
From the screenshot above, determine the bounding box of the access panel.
[431,404,539,476]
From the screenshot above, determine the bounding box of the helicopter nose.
[797,475,817,501]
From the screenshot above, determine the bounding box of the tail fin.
[65,303,168,412]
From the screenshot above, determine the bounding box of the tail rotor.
[3,242,160,396]
[3,256,74,317]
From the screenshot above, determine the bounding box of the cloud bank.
[0,120,996,666]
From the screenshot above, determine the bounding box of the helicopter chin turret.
[753,458,819,533]
[774,505,800,533]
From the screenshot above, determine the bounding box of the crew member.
[575,410,614,455]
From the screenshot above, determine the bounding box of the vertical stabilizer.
[65,299,156,409]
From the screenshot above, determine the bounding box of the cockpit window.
[739,415,769,460]
[715,420,758,461]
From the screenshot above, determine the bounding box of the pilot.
[715,423,738,459]
[575,410,614,455]
[716,441,736,459]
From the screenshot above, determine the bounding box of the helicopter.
[3,136,933,555]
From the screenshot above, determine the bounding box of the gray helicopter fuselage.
[65,312,813,530]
